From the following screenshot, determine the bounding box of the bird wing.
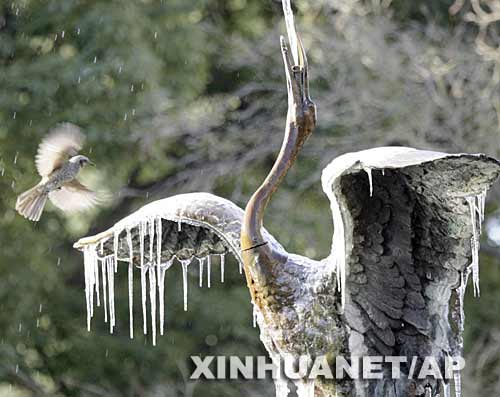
[48,180,99,213]
[73,192,284,263]
[36,123,85,176]
[321,147,500,365]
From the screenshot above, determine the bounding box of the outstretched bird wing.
[36,123,85,177]
[49,180,99,212]
[321,147,500,394]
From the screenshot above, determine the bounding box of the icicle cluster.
[453,190,487,397]
[465,190,486,298]
[83,246,116,333]
[82,216,230,345]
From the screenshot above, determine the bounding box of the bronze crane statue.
[74,1,500,396]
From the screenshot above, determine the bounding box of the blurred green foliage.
[0,0,499,396]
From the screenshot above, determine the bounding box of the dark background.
[1,0,499,395]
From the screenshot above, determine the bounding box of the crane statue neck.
[241,73,316,275]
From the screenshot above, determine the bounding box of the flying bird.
[15,123,100,222]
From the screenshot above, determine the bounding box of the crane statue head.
[74,1,500,396]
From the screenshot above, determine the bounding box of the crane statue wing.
[73,192,285,342]
[321,146,500,394]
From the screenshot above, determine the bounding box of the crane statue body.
[74,1,500,396]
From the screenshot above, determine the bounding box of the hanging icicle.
[107,256,116,334]
[158,259,171,336]
[126,228,134,339]
[113,231,119,272]
[148,266,157,346]
[156,217,162,266]
[141,264,148,335]
[101,259,108,323]
[207,255,211,288]
[220,254,225,283]
[198,257,204,287]
[364,166,374,197]
[149,218,155,263]
[180,258,191,311]
[466,191,487,298]
[94,255,100,308]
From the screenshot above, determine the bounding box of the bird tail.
[15,185,48,222]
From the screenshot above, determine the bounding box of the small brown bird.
[16,123,100,221]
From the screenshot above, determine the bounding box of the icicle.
[148,266,157,346]
[113,231,119,272]
[90,249,96,320]
[181,259,191,311]
[101,259,108,323]
[220,254,225,283]
[207,255,211,288]
[198,257,204,287]
[94,256,100,307]
[238,259,243,274]
[178,218,182,231]
[83,247,92,331]
[466,196,481,297]
[364,166,373,197]
[141,264,148,335]
[296,380,315,397]
[149,219,155,263]
[253,306,258,328]
[158,259,171,336]
[156,217,162,266]
[453,371,461,397]
[107,256,116,334]
[139,221,145,269]
[126,228,134,339]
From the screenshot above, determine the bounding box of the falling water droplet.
[39,304,43,313]
[154,32,158,39]
[93,56,97,63]
[77,27,81,35]
[13,152,18,164]
[13,112,16,119]
[61,30,65,38]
